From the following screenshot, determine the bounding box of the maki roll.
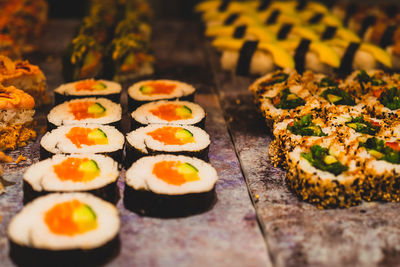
[127,80,196,111]
[364,85,400,120]
[54,79,122,105]
[105,33,154,82]
[8,193,120,267]
[23,154,119,203]
[131,100,206,130]
[40,124,124,162]
[125,125,210,167]
[269,114,333,167]
[47,98,122,130]
[357,137,400,202]
[63,35,104,82]
[286,142,363,209]
[124,154,218,217]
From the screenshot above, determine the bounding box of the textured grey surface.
[0,19,270,266]
[207,44,400,267]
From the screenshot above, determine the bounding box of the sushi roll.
[363,85,400,120]
[8,193,120,267]
[131,100,206,130]
[62,35,104,82]
[0,84,36,151]
[53,79,122,105]
[40,124,124,163]
[286,142,364,209]
[342,69,392,96]
[357,137,400,202]
[124,154,218,217]
[269,114,334,167]
[47,98,122,130]
[127,80,196,112]
[125,125,210,167]
[23,154,119,203]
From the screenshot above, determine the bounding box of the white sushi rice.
[126,124,210,153]
[47,98,121,126]
[126,154,218,195]
[54,80,121,96]
[24,154,119,192]
[128,79,195,101]
[40,124,124,154]
[8,193,120,250]
[131,100,205,125]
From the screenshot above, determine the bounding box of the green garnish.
[271,88,305,109]
[357,70,387,91]
[319,77,338,87]
[259,72,289,87]
[287,115,327,136]
[360,137,400,164]
[345,116,381,135]
[301,145,348,176]
[321,88,355,106]
[379,87,400,110]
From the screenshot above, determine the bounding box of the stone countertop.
[0,19,270,267]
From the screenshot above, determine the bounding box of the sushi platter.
[2,0,400,266]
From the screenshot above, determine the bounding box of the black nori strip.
[294,39,311,74]
[125,139,209,168]
[296,0,307,10]
[380,25,397,48]
[385,5,398,19]
[124,185,216,218]
[54,92,121,105]
[359,15,376,38]
[224,13,239,25]
[344,3,357,26]
[277,23,293,40]
[130,114,206,131]
[236,40,259,76]
[308,12,324,24]
[233,25,247,39]
[10,235,120,267]
[23,180,120,205]
[218,0,230,12]
[338,42,360,76]
[265,9,280,24]
[258,0,271,11]
[128,93,195,113]
[321,26,337,40]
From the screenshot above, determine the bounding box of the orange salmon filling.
[69,101,100,120]
[147,126,194,145]
[75,80,103,92]
[44,200,97,236]
[150,104,192,122]
[66,127,108,148]
[152,161,199,186]
[53,158,99,182]
[142,82,176,95]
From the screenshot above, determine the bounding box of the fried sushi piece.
[0,55,48,106]
[286,141,364,209]
[363,85,400,120]
[0,34,21,59]
[357,137,400,202]
[0,84,36,151]
[342,69,393,96]
[8,193,120,267]
[63,35,104,82]
[105,33,154,82]
[269,114,334,167]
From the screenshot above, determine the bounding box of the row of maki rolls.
[62,0,154,82]
[123,79,218,218]
[8,79,125,265]
[196,0,399,77]
[249,67,400,209]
